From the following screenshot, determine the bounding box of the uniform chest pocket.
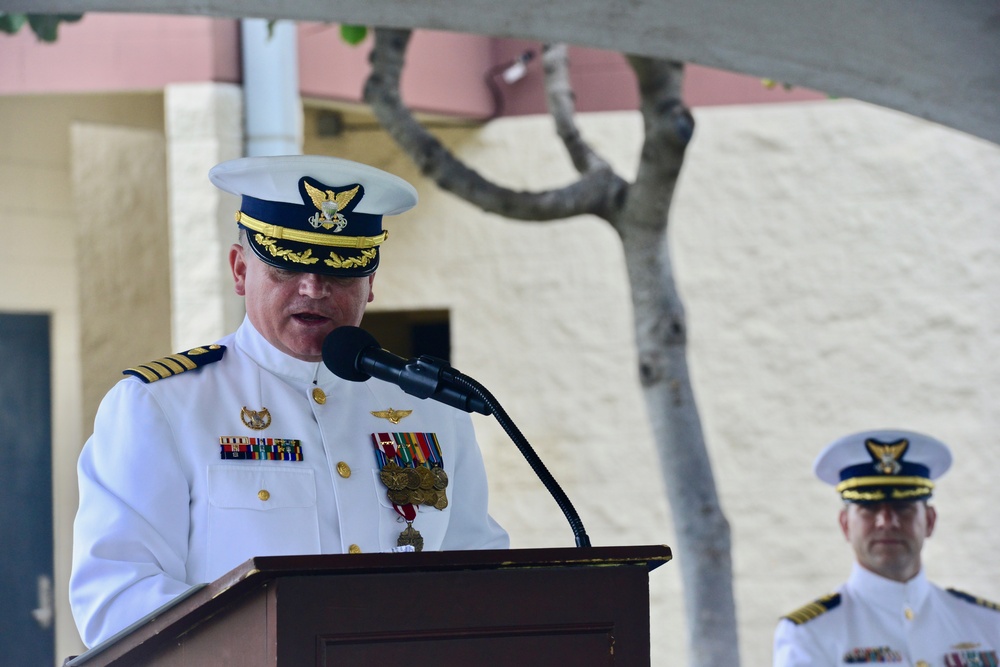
[205,465,321,573]
[209,465,316,509]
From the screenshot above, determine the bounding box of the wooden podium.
[67,545,671,666]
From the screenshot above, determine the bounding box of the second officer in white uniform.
[773,429,1000,666]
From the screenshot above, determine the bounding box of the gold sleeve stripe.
[836,476,935,492]
[156,357,187,374]
[145,361,174,378]
[781,593,840,625]
[125,365,160,383]
[236,211,388,249]
[947,588,1000,612]
[123,345,226,384]
[165,354,197,371]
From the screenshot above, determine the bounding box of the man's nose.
[298,272,330,298]
[874,505,901,528]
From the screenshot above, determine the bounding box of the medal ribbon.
[397,432,428,466]
[418,432,443,466]
[372,432,418,521]
[219,436,303,461]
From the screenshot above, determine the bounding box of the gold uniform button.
[916,662,929,667]
[348,544,362,554]
[904,608,914,620]
[258,489,270,501]
[312,387,327,404]
[336,461,351,478]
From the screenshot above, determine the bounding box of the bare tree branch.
[540,43,616,178]
[364,28,622,221]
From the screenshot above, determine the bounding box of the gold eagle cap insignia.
[865,438,909,475]
[371,408,413,424]
[303,181,360,231]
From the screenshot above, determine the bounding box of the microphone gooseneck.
[450,371,592,548]
[322,326,591,548]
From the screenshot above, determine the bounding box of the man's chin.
[282,335,329,362]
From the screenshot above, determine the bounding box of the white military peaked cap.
[813,429,952,503]
[209,155,418,277]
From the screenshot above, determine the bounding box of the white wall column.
[164,82,245,350]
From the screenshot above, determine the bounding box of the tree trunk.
[365,27,740,666]
[620,56,741,666]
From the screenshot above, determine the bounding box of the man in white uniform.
[774,429,999,666]
[70,156,509,648]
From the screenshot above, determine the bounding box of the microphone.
[323,325,592,548]
[322,326,492,416]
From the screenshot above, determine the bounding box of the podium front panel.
[276,564,650,665]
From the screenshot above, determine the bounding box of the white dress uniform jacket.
[774,563,1000,666]
[71,318,509,648]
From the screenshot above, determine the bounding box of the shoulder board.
[947,588,1000,612]
[123,345,226,384]
[781,593,841,625]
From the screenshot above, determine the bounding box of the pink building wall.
[0,14,240,93]
[0,13,824,113]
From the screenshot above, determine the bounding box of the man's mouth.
[871,538,905,548]
[292,312,330,324]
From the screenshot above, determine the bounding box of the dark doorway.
[361,309,451,362]
[0,313,55,666]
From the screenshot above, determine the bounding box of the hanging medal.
[372,432,451,551]
[373,434,423,550]
[395,504,424,552]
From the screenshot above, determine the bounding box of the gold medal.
[416,466,435,490]
[434,493,449,510]
[431,467,449,490]
[379,461,408,491]
[387,489,410,505]
[397,521,424,552]
[403,467,422,490]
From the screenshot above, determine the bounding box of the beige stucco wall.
[3,88,998,664]
[308,98,1000,664]
[0,92,165,661]
[72,122,172,427]
[671,100,1000,661]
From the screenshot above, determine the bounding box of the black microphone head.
[323,326,380,382]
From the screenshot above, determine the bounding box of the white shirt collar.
[234,316,337,386]
[846,561,932,611]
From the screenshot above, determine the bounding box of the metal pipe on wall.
[240,18,303,157]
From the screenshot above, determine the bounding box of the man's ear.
[924,504,937,538]
[230,243,247,296]
[838,506,851,541]
[367,273,376,303]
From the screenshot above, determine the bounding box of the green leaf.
[0,13,28,35]
[26,13,83,42]
[340,24,368,46]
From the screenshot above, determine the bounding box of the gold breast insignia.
[241,406,272,430]
[371,408,413,424]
